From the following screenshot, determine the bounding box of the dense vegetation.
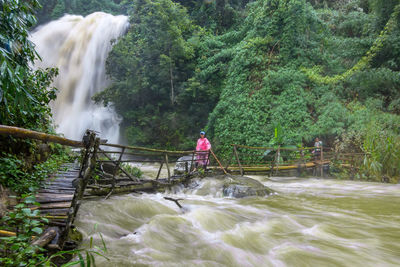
[1,2,399,264]
[92,0,400,182]
[35,0,124,24]
[0,0,68,194]
[2,0,400,186]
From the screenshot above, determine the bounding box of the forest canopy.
[27,0,400,158]
[0,0,398,183]
[86,0,400,155]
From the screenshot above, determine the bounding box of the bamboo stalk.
[0,125,83,147]
[165,154,171,181]
[99,149,140,182]
[233,145,244,176]
[101,142,193,155]
[225,149,235,171]
[31,227,57,248]
[0,230,16,237]
[210,149,228,175]
[32,215,68,219]
[156,160,164,180]
[320,146,324,177]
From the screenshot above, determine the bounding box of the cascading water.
[31,12,129,143]
[75,165,400,266]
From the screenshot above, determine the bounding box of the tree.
[95,0,199,148]
[0,0,57,131]
[36,0,124,25]
[205,0,324,155]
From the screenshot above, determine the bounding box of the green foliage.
[120,163,142,178]
[95,0,203,149]
[1,0,58,131]
[0,195,47,266]
[303,2,400,84]
[331,102,400,182]
[0,148,72,194]
[36,0,124,24]
[182,0,251,33]
[360,125,400,183]
[93,0,400,182]
[1,199,109,266]
[40,225,110,267]
[206,0,321,156]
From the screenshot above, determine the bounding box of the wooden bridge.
[0,125,364,251]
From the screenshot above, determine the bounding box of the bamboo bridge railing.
[0,125,222,249]
[0,125,224,199]
[222,144,365,177]
[0,124,367,249]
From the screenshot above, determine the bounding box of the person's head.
[315,137,319,142]
[200,131,205,138]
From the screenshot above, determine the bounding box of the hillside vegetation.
[11,0,400,182]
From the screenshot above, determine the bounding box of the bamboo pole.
[233,145,244,176]
[156,160,164,180]
[225,149,235,171]
[0,125,83,147]
[165,154,171,181]
[320,146,324,177]
[106,147,125,199]
[190,151,195,172]
[101,142,193,155]
[210,149,228,175]
[232,144,318,151]
[275,145,281,176]
[31,227,57,248]
[299,147,305,174]
[0,229,16,237]
[99,149,140,182]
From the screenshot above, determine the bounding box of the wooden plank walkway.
[34,163,81,243]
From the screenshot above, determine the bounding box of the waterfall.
[31,12,129,143]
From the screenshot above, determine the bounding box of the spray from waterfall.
[31,12,129,143]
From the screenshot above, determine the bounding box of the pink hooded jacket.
[196,137,211,151]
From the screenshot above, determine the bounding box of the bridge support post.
[63,130,99,247]
[156,160,164,180]
[320,146,324,177]
[190,151,195,173]
[165,154,171,181]
[105,147,125,199]
[233,145,243,176]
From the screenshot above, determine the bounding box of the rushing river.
[75,166,400,266]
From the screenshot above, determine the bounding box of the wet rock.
[174,156,194,175]
[220,175,272,198]
[100,162,117,175]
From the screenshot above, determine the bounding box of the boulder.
[221,175,272,198]
[174,155,194,175]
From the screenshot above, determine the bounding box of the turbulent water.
[75,167,400,266]
[31,13,129,143]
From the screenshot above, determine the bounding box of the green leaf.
[31,227,43,235]
[61,260,83,267]
[78,253,85,267]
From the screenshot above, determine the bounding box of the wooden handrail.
[0,125,83,147]
[231,144,324,151]
[100,142,194,155]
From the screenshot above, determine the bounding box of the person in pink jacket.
[195,131,211,169]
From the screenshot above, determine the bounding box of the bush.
[0,195,47,266]
[0,148,72,194]
[359,125,400,183]
[120,163,142,178]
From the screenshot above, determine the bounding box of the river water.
[75,167,400,266]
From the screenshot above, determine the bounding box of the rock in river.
[174,156,194,175]
[220,175,272,198]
